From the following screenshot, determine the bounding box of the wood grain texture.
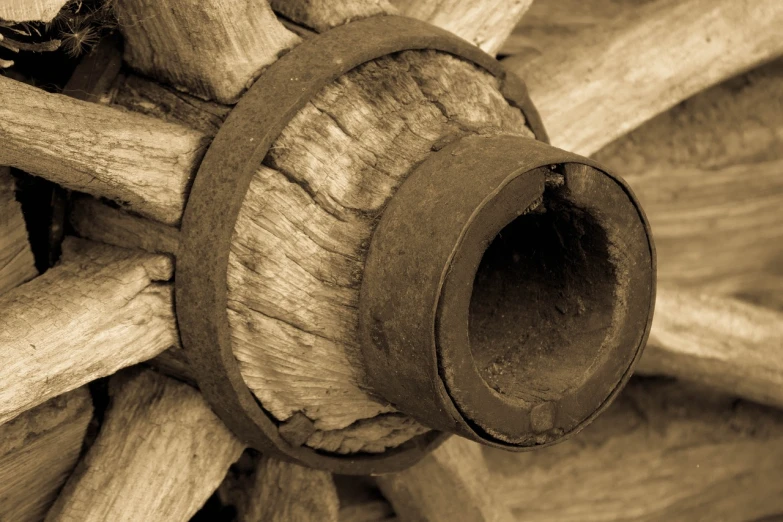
[70,195,181,256]
[114,0,300,104]
[0,0,67,22]
[245,456,339,522]
[45,369,245,522]
[0,166,36,294]
[0,387,92,522]
[110,73,231,137]
[0,75,208,225]
[504,0,783,156]
[0,237,176,424]
[484,378,783,521]
[269,0,394,33]
[594,59,783,294]
[500,0,655,56]
[227,50,534,453]
[376,436,514,522]
[637,287,783,410]
[393,0,534,55]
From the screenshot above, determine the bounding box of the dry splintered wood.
[0,0,68,22]
[594,58,783,295]
[393,0,534,55]
[0,237,177,425]
[46,369,245,522]
[114,0,300,104]
[637,287,783,410]
[504,0,783,157]
[483,378,783,521]
[227,50,534,453]
[0,387,92,522]
[220,453,339,522]
[376,436,515,522]
[0,166,37,294]
[0,74,208,225]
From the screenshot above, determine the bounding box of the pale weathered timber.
[0,387,92,522]
[483,378,783,521]
[394,0,534,55]
[228,50,533,453]
[0,75,208,225]
[45,369,245,522]
[240,456,339,522]
[70,195,181,256]
[0,166,36,294]
[376,436,515,522]
[594,58,783,295]
[269,0,394,33]
[114,0,300,104]
[504,0,783,156]
[0,237,176,424]
[267,0,533,56]
[110,73,231,137]
[500,0,652,56]
[636,287,783,410]
[0,0,67,22]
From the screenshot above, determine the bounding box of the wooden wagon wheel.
[1,0,782,520]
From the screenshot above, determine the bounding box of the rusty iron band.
[175,15,549,473]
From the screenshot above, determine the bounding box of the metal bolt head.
[530,402,556,433]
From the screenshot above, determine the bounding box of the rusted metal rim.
[358,134,656,449]
[175,15,548,473]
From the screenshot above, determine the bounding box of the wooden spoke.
[376,436,515,522]
[219,454,339,522]
[594,58,783,294]
[393,0,534,55]
[0,167,36,293]
[504,0,783,156]
[483,378,783,521]
[45,369,245,522]
[114,0,299,104]
[0,0,68,22]
[0,387,92,522]
[0,75,207,225]
[0,238,176,424]
[637,287,783,410]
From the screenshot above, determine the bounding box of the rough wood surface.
[114,0,300,104]
[227,50,533,453]
[0,75,208,225]
[376,436,514,522]
[110,73,231,137]
[247,457,339,522]
[504,0,783,156]
[483,378,783,521]
[637,287,783,410]
[393,0,534,55]
[594,58,783,295]
[269,0,393,33]
[0,237,176,424]
[0,166,36,294]
[70,195,181,256]
[500,0,652,56]
[0,0,67,22]
[45,369,245,522]
[0,387,92,522]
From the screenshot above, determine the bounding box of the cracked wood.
[0,238,176,424]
